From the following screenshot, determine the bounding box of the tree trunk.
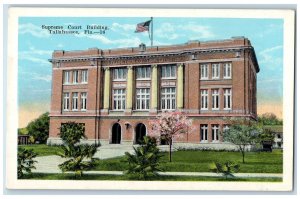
[169,142,172,162]
[242,151,245,163]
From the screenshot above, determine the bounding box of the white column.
[126,66,133,111]
[177,63,184,109]
[151,65,158,112]
[103,67,110,110]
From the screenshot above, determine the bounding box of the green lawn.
[19,144,283,173]
[21,173,282,182]
[18,144,64,156]
[94,150,283,173]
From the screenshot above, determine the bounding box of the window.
[136,88,150,110]
[161,65,176,78]
[212,125,219,141]
[136,66,151,79]
[81,92,87,110]
[113,68,127,80]
[72,92,78,110]
[200,124,208,142]
[223,63,232,79]
[113,89,126,110]
[73,70,79,84]
[223,125,230,133]
[63,93,70,111]
[224,89,232,110]
[201,90,208,110]
[200,64,209,79]
[161,87,176,110]
[212,63,220,79]
[81,70,88,83]
[63,71,70,84]
[212,89,219,110]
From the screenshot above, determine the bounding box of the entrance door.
[111,123,121,144]
[135,123,146,144]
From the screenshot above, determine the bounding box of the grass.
[18,144,64,156]
[94,149,283,173]
[18,144,283,173]
[20,173,282,182]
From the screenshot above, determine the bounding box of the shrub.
[58,122,98,178]
[18,148,37,178]
[124,136,163,180]
[58,144,98,177]
[26,112,49,144]
[59,122,86,145]
[210,161,240,179]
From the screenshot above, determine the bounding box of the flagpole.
[151,17,153,46]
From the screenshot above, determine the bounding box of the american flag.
[135,20,151,33]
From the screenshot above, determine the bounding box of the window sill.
[113,79,127,82]
[161,77,176,80]
[212,109,220,111]
[136,78,151,81]
[63,83,88,85]
[223,77,232,80]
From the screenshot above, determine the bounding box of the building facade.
[48,37,259,149]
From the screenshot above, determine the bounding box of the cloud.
[75,33,143,48]
[19,71,52,82]
[154,22,215,41]
[111,23,136,32]
[19,23,50,38]
[19,49,52,66]
[258,45,283,71]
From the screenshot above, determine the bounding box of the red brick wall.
[49,37,259,144]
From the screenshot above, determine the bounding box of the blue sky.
[18,17,283,127]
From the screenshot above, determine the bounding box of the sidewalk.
[32,169,282,178]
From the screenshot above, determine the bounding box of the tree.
[58,122,99,177]
[124,136,162,180]
[148,111,193,162]
[18,148,37,178]
[258,113,283,125]
[223,119,262,163]
[26,112,49,144]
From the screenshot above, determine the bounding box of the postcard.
[5,7,295,191]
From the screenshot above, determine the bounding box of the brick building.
[47,37,259,148]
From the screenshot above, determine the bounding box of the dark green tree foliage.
[26,112,49,144]
[18,148,37,178]
[259,128,276,143]
[59,122,86,145]
[210,161,240,179]
[124,136,163,180]
[58,122,98,177]
[223,120,262,163]
[258,113,283,125]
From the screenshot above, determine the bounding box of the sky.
[18,17,283,127]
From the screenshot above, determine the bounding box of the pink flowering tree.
[148,111,193,162]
